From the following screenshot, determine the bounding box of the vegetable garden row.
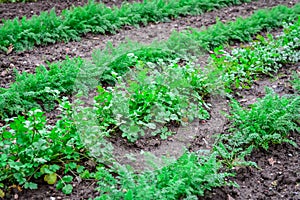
[0,0,299,199]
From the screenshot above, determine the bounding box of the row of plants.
[1,4,299,119]
[0,57,84,118]
[91,17,300,143]
[209,18,300,92]
[0,0,254,52]
[1,18,299,197]
[92,3,300,83]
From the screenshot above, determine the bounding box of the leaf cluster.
[0,0,253,52]
[209,17,300,91]
[0,99,90,194]
[95,152,235,199]
[92,40,178,85]
[291,71,300,94]
[215,88,299,168]
[228,88,299,149]
[91,3,300,82]
[0,57,83,118]
[95,59,210,142]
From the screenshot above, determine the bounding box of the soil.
[201,131,300,200]
[0,0,141,21]
[1,0,299,199]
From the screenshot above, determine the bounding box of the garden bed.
[0,0,299,199]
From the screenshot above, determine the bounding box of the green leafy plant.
[92,40,178,84]
[95,58,210,142]
[223,88,299,151]
[0,98,92,194]
[95,152,235,199]
[213,142,257,169]
[209,18,300,91]
[0,57,84,118]
[291,71,300,93]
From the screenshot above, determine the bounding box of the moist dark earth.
[1,0,300,199]
[0,0,142,21]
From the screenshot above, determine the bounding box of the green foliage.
[0,0,254,52]
[0,57,83,118]
[92,40,178,84]
[95,58,210,142]
[291,71,300,93]
[2,5,300,119]
[72,96,115,163]
[213,142,257,169]
[209,18,300,91]
[223,88,299,151]
[0,99,92,194]
[95,152,235,199]
[91,4,300,81]
[214,88,299,169]
[178,4,300,51]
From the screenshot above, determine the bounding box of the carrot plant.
[215,88,300,169]
[95,152,235,199]
[0,57,85,118]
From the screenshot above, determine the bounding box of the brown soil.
[1,0,299,199]
[0,0,141,21]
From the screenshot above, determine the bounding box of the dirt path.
[0,0,297,88]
